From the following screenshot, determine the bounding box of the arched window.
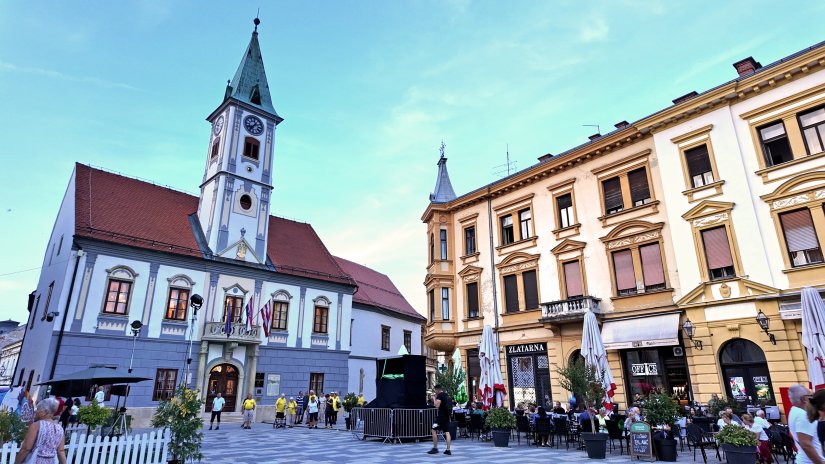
[569,349,584,365]
[719,339,774,405]
[270,290,291,332]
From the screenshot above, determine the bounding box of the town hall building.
[12,19,421,425]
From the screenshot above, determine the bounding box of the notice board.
[629,421,654,460]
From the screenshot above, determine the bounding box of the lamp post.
[755,310,777,345]
[128,320,143,373]
[183,294,204,387]
[682,318,703,350]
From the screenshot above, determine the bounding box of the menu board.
[629,421,654,460]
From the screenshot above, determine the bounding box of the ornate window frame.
[100,265,138,316]
[592,149,660,226]
[164,274,195,322]
[600,220,670,298]
[551,239,588,299]
[458,213,480,264]
[312,296,331,334]
[495,252,541,313]
[493,193,537,253]
[681,200,744,282]
[670,124,725,202]
[270,290,293,332]
[458,265,483,320]
[547,178,581,239]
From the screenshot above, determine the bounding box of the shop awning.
[601,313,680,350]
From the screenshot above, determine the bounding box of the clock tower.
[197,17,283,263]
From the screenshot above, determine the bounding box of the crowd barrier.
[350,407,438,444]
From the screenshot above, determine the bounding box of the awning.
[601,313,680,350]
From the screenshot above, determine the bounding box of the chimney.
[614,121,629,129]
[538,153,553,162]
[588,133,601,141]
[672,91,699,105]
[733,57,762,77]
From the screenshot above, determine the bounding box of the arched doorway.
[206,364,239,412]
[569,349,584,365]
[719,339,775,406]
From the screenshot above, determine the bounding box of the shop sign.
[506,343,547,355]
[729,376,748,400]
[604,338,679,350]
[631,363,659,376]
[629,421,654,460]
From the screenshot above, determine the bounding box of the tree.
[151,386,204,463]
[556,359,605,433]
[435,365,465,401]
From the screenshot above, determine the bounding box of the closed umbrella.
[581,311,616,410]
[478,324,506,410]
[801,287,825,390]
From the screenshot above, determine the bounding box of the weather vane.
[439,140,446,159]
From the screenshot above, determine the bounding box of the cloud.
[580,17,609,43]
[0,60,141,91]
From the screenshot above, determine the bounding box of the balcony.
[202,321,262,344]
[539,296,601,324]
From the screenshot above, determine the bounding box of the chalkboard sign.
[629,421,654,460]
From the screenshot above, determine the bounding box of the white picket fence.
[0,429,169,463]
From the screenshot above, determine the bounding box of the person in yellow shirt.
[357,393,366,406]
[287,396,298,428]
[331,392,340,427]
[242,393,256,430]
[274,393,287,429]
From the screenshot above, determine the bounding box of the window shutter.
[780,209,820,252]
[522,270,539,309]
[685,145,712,178]
[563,261,583,298]
[557,194,573,210]
[504,275,519,312]
[701,227,735,270]
[640,243,666,286]
[612,250,636,291]
[602,178,623,212]
[466,282,479,317]
[628,168,651,204]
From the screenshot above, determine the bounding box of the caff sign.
[631,363,659,376]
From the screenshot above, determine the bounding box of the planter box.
[581,432,608,459]
[491,429,510,448]
[721,444,757,464]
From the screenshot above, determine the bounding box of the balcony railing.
[539,296,601,323]
[202,321,262,344]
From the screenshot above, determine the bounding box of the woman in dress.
[742,413,773,463]
[14,398,66,464]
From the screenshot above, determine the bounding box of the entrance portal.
[206,364,239,412]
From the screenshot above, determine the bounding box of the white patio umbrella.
[801,287,825,390]
[452,348,468,406]
[478,324,506,410]
[580,311,617,410]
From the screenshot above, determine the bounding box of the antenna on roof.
[491,143,517,179]
[583,124,600,135]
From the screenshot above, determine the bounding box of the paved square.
[200,424,717,463]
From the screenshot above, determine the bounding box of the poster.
[753,376,772,402]
[266,374,281,397]
[729,376,747,400]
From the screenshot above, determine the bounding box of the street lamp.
[682,318,703,350]
[183,294,204,387]
[128,320,143,373]
[755,309,777,345]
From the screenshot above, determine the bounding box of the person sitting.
[552,401,566,415]
[533,407,551,447]
[624,407,642,432]
[595,407,609,433]
[742,413,773,464]
[717,411,739,430]
[472,402,485,415]
[578,408,591,425]
[725,407,743,424]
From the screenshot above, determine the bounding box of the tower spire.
[429,141,457,203]
[224,16,279,118]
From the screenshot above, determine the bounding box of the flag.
[224,299,232,338]
[245,298,254,331]
[260,300,272,337]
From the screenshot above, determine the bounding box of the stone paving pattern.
[201,423,719,463]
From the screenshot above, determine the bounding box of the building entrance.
[506,343,551,409]
[206,363,239,412]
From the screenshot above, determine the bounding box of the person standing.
[209,393,225,430]
[788,384,824,464]
[323,394,333,428]
[93,386,106,408]
[287,396,298,428]
[69,399,80,425]
[242,393,256,430]
[58,397,72,430]
[742,413,773,463]
[307,390,319,429]
[428,384,453,456]
[301,391,310,424]
[274,393,287,428]
[295,390,304,424]
[14,398,66,464]
[331,392,340,427]
[319,393,327,428]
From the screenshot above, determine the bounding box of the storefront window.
[719,339,775,406]
[622,346,690,407]
[506,343,551,409]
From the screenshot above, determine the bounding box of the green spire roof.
[227,21,279,118]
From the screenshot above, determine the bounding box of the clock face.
[212,115,225,136]
[244,115,264,136]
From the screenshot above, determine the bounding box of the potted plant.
[556,359,608,459]
[643,394,681,462]
[485,407,516,447]
[716,423,758,464]
[151,386,204,464]
[342,392,358,430]
[77,402,111,436]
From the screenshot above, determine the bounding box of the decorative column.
[247,345,259,397]
[197,341,209,396]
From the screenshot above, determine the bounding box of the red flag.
[260,300,271,337]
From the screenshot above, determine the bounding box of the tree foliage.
[151,386,204,463]
[555,359,605,432]
[435,365,465,401]
[643,393,681,428]
[0,409,27,445]
[77,402,111,432]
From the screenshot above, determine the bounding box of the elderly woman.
[742,413,773,463]
[596,407,609,433]
[14,398,66,464]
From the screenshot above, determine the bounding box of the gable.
[677,277,780,307]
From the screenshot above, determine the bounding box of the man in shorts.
[428,384,453,456]
[242,393,256,429]
[274,393,287,428]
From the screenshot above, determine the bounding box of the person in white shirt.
[93,387,105,408]
[717,411,739,430]
[209,393,225,430]
[788,384,824,464]
[742,413,773,463]
[754,409,771,430]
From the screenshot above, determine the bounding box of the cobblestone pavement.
[201,423,719,463]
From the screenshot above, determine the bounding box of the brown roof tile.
[333,256,424,321]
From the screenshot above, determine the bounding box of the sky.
[1,0,824,324]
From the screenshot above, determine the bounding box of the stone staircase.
[202,411,244,425]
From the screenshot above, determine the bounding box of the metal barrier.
[350,408,438,444]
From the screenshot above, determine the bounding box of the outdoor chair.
[454,413,469,438]
[469,413,488,441]
[552,417,570,449]
[533,417,551,447]
[515,415,532,446]
[605,419,624,455]
[686,423,720,463]
[768,425,795,464]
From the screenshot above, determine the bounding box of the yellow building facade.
[423,42,825,417]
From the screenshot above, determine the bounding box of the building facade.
[0,322,24,388]
[423,41,825,415]
[334,257,425,401]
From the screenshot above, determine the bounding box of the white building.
[334,257,425,401]
[0,322,24,388]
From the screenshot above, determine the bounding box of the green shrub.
[643,394,681,428]
[708,396,743,416]
[0,409,28,445]
[342,392,358,413]
[716,424,757,447]
[485,407,516,430]
[77,402,111,431]
[151,386,204,463]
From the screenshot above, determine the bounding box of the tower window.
[243,137,260,160]
[239,194,252,210]
[211,138,220,159]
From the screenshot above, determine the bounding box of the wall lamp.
[682,318,703,350]
[755,310,777,345]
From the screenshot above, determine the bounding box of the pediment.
[458,265,483,277]
[497,251,540,267]
[551,239,587,255]
[601,219,664,241]
[761,171,825,204]
[681,200,735,221]
[217,238,264,264]
[676,278,780,306]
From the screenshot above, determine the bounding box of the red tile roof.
[73,164,355,286]
[333,256,425,321]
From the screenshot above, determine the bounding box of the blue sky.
[1,0,824,323]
